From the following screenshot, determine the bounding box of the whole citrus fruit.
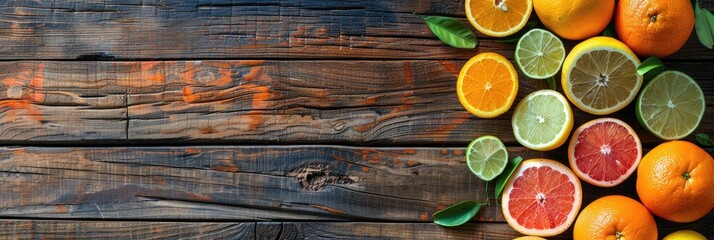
[636,141,714,223]
[573,195,657,240]
[663,230,707,240]
[615,0,695,57]
[533,0,614,40]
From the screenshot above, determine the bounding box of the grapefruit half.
[502,159,582,237]
[568,118,642,187]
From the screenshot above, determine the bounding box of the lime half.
[636,71,705,140]
[466,135,508,181]
[512,90,574,151]
[515,28,566,79]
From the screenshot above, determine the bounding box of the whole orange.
[636,141,714,223]
[533,0,614,40]
[573,195,657,240]
[615,0,695,57]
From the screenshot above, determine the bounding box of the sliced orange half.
[457,52,519,118]
[465,0,533,37]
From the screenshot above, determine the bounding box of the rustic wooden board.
[0,221,711,239]
[0,0,710,60]
[0,60,711,144]
[1,146,712,227]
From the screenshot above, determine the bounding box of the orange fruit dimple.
[465,0,533,37]
[533,0,614,40]
[636,141,714,223]
[457,52,518,118]
[615,0,695,57]
[574,195,658,240]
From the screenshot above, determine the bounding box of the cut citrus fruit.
[515,29,566,79]
[568,118,641,187]
[636,71,705,140]
[457,52,519,118]
[562,36,642,115]
[465,0,533,37]
[466,135,509,181]
[512,90,573,151]
[502,159,583,237]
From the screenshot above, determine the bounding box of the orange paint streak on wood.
[238,60,265,66]
[185,148,197,155]
[438,60,460,75]
[454,149,463,155]
[311,205,345,214]
[367,157,379,164]
[243,66,262,81]
[212,165,239,173]
[55,205,68,213]
[183,62,198,85]
[199,127,217,134]
[407,160,418,166]
[403,62,413,85]
[403,149,416,154]
[182,87,199,103]
[420,212,429,221]
[140,62,165,83]
[203,62,232,86]
[361,167,369,173]
[435,112,471,135]
[393,158,401,164]
[27,63,45,102]
[13,148,27,155]
[440,149,448,155]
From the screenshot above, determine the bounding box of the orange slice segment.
[457,52,519,118]
[465,0,534,37]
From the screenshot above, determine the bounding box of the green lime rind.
[515,28,566,79]
[466,135,508,181]
[636,70,705,140]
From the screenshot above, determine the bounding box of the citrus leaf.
[433,200,482,227]
[496,20,539,43]
[706,8,714,36]
[637,57,665,76]
[494,156,523,200]
[420,15,477,49]
[695,133,714,146]
[546,76,557,90]
[601,22,617,38]
[695,4,714,49]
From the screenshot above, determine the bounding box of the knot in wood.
[6,86,25,99]
[290,164,355,191]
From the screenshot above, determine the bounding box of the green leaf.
[637,57,665,76]
[695,4,714,49]
[601,22,617,38]
[546,76,557,90]
[706,8,714,35]
[421,15,477,49]
[494,156,523,200]
[695,133,714,146]
[433,200,482,227]
[496,20,539,43]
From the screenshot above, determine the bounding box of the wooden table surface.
[0,0,711,239]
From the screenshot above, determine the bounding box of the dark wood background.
[0,0,711,239]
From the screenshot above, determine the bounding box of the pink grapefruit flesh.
[568,118,641,187]
[502,159,582,237]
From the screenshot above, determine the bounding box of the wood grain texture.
[0,0,711,60]
[0,60,711,144]
[1,145,713,227]
[0,220,711,240]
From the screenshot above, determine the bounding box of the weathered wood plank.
[0,60,712,144]
[0,62,126,141]
[1,146,713,225]
[0,221,256,239]
[0,0,711,60]
[0,221,711,240]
